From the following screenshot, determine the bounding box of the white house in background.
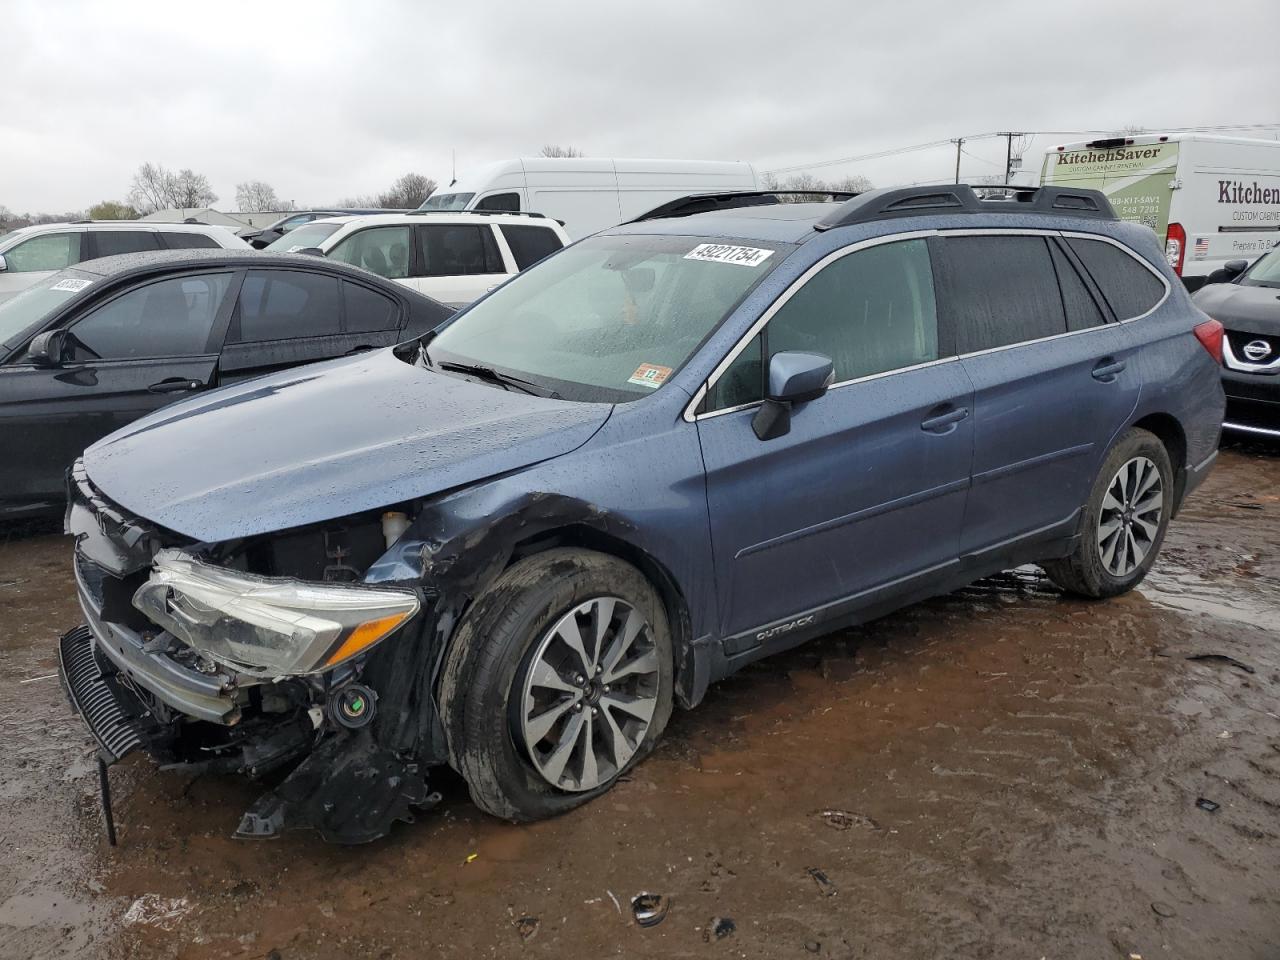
[140,208,250,228]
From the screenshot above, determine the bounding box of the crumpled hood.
[1193,283,1280,335]
[83,349,611,541]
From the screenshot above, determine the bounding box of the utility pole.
[952,138,963,184]
[998,132,1026,184]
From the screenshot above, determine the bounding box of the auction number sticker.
[627,362,673,389]
[684,243,774,267]
[51,278,92,293]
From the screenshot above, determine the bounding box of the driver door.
[0,271,236,509]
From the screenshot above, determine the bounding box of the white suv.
[265,211,570,307]
[0,221,248,301]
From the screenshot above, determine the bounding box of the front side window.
[232,270,342,343]
[264,222,341,253]
[92,230,161,258]
[500,224,564,270]
[418,192,475,211]
[767,238,939,384]
[328,226,411,279]
[4,232,82,272]
[67,273,232,360]
[476,192,521,212]
[940,236,1067,353]
[429,234,783,402]
[418,224,504,276]
[1066,237,1166,319]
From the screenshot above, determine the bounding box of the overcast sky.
[5,0,1279,213]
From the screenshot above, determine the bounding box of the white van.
[1039,134,1280,290]
[418,158,761,238]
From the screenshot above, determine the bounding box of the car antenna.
[450,148,457,187]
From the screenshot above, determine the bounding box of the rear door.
[0,271,235,507]
[413,223,509,307]
[935,231,1143,557]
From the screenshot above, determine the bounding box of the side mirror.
[27,329,67,367]
[1223,259,1249,279]
[0,253,8,273]
[752,351,835,441]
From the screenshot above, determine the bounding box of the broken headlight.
[133,549,420,676]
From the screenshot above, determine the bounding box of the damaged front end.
[60,462,445,843]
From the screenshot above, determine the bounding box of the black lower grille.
[58,625,159,763]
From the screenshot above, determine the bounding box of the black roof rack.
[630,190,857,223]
[813,184,1115,231]
[405,209,548,220]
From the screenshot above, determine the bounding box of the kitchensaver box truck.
[419,157,760,238]
[1039,134,1280,290]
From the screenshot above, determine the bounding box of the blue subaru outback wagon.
[61,185,1225,842]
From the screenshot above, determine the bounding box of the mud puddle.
[1,445,1277,959]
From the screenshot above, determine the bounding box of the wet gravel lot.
[2,440,1278,960]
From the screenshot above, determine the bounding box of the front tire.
[438,549,673,821]
[1042,428,1173,599]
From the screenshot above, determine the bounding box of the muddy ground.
[2,441,1277,960]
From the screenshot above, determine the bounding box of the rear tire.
[438,549,673,821]
[1042,428,1173,599]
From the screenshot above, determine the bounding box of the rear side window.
[68,273,232,360]
[4,232,82,272]
[1049,241,1108,331]
[1065,237,1166,319]
[940,236,1066,353]
[768,238,939,383]
[342,281,400,333]
[92,231,161,257]
[233,270,341,342]
[476,192,521,212]
[161,232,220,250]
[329,226,411,279]
[418,224,504,277]
[500,224,565,270]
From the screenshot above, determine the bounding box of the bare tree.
[335,194,379,208]
[88,200,140,220]
[377,173,437,209]
[128,162,175,214]
[760,171,781,190]
[170,169,218,208]
[235,180,281,212]
[540,144,584,158]
[829,174,873,194]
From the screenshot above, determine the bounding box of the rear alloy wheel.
[1042,428,1173,599]
[518,597,660,792]
[439,549,673,821]
[1095,456,1163,578]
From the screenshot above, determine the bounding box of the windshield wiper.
[438,360,544,397]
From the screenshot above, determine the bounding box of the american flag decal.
[1194,237,1210,259]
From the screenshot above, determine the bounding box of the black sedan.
[1194,246,1280,438]
[0,249,452,519]
[239,209,407,249]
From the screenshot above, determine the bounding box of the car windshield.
[264,222,341,252]
[418,192,475,211]
[428,233,784,402]
[1240,247,1280,288]
[0,268,96,348]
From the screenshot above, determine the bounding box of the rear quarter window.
[1065,237,1166,319]
[161,232,220,250]
[500,224,565,271]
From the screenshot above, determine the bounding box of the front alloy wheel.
[519,597,660,792]
[1096,455,1163,577]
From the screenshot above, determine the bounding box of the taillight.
[1166,222,1186,275]
[1193,318,1223,363]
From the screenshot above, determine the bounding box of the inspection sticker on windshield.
[684,243,774,267]
[628,362,673,389]
[51,278,92,293]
